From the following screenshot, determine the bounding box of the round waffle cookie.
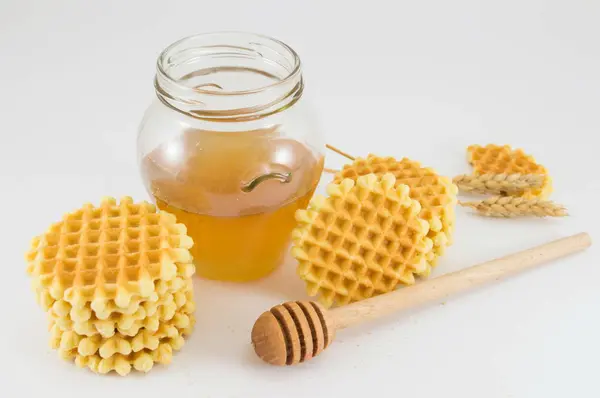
[32,266,194,317]
[467,144,552,199]
[73,345,178,376]
[333,155,458,275]
[26,196,196,375]
[50,311,194,359]
[45,277,193,334]
[292,173,433,308]
[48,283,194,338]
[51,310,195,376]
[26,196,194,310]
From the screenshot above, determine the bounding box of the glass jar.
[137,32,324,282]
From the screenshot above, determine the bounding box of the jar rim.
[156,31,302,96]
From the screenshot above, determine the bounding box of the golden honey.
[141,129,323,282]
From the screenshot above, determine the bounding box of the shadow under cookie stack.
[26,197,196,375]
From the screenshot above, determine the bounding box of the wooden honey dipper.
[251,232,591,365]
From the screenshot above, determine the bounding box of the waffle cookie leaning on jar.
[333,154,458,276]
[291,173,435,308]
[26,197,196,376]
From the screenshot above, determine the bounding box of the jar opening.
[158,32,301,95]
[154,32,304,121]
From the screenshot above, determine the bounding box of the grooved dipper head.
[251,301,333,366]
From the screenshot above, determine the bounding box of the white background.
[1,1,599,397]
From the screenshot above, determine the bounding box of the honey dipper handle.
[329,232,592,330]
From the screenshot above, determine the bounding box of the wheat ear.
[459,196,568,218]
[453,173,544,195]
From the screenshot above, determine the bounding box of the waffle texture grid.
[334,155,458,273]
[292,173,433,308]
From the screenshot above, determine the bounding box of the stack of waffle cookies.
[26,197,196,376]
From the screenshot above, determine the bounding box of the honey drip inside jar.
[141,128,324,282]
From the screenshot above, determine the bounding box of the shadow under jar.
[138,32,325,282]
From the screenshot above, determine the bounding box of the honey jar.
[137,32,324,282]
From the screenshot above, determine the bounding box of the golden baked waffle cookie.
[26,196,195,311]
[34,266,195,320]
[50,314,194,357]
[48,283,194,338]
[334,155,458,274]
[51,311,195,376]
[467,144,552,199]
[292,173,433,308]
[72,345,177,376]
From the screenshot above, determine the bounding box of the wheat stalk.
[324,144,354,174]
[459,196,568,218]
[326,144,355,161]
[453,173,544,195]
